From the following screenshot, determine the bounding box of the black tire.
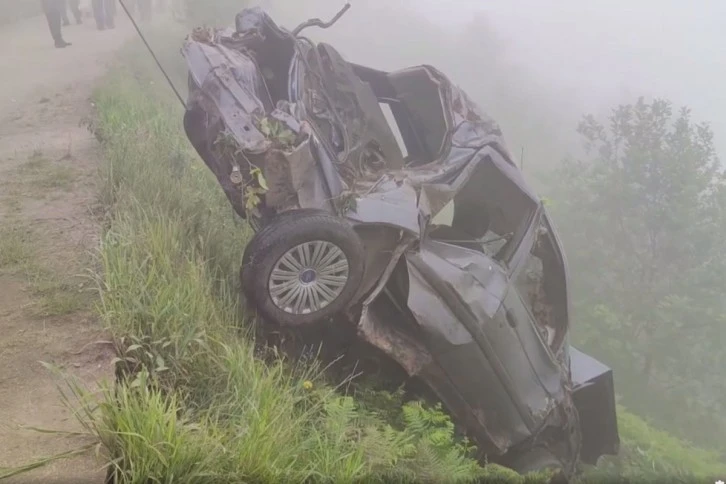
[241,210,365,327]
[242,209,328,268]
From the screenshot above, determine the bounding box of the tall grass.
[82,46,525,483]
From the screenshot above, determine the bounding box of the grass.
[0,224,34,270]
[30,272,89,317]
[16,151,77,193]
[579,405,726,483]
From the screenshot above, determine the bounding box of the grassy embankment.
[16,36,724,483]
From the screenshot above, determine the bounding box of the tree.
[545,97,726,450]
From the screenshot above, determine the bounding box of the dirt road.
[0,11,134,483]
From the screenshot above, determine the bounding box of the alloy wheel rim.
[268,240,349,315]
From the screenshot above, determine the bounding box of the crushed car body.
[181,6,619,477]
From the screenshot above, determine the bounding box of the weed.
[16,152,77,193]
[30,274,89,317]
[0,224,34,269]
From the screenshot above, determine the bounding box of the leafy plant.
[332,189,358,215]
[213,131,270,217]
[257,116,297,148]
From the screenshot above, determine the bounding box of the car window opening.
[238,23,296,105]
[352,64,448,168]
[514,217,568,351]
[429,159,538,263]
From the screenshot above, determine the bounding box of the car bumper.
[570,347,620,464]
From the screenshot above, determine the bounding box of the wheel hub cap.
[268,240,350,315]
[299,269,317,284]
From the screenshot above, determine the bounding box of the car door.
[407,245,567,443]
[405,239,533,450]
[405,180,568,449]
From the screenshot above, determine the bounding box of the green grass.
[579,405,726,483]
[30,272,89,317]
[0,223,34,270]
[16,151,77,193]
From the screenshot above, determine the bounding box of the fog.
[252,0,726,176]
[446,0,726,154]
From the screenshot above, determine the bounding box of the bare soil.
[0,11,134,483]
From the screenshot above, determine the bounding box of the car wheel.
[241,210,365,327]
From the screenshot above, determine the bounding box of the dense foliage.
[544,98,726,453]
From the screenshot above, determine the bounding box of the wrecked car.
[181,5,619,478]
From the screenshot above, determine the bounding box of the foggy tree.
[546,97,726,449]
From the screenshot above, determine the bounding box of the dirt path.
[0,10,135,483]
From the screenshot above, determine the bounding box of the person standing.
[40,0,71,48]
[68,0,82,24]
[60,0,70,25]
[92,0,116,30]
[60,0,82,25]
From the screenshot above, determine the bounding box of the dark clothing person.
[60,0,82,25]
[60,0,70,25]
[68,0,82,24]
[92,0,116,30]
[40,0,71,48]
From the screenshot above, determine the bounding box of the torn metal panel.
[357,234,429,376]
[404,262,474,347]
[284,137,334,211]
[346,179,421,235]
[408,243,506,319]
[570,347,620,464]
[183,41,271,153]
[357,301,431,377]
